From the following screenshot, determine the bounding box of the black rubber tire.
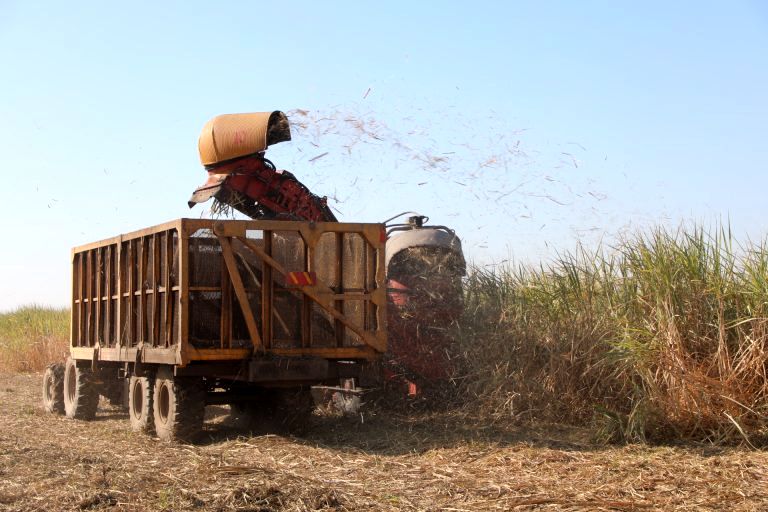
[42,363,65,414]
[128,374,154,433]
[63,358,99,420]
[153,366,206,443]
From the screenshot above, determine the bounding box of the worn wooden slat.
[178,229,190,364]
[183,347,251,361]
[218,236,262,350]
[364,240,371,331]
[116,239,123,347]
[75,253,82,347]
[70,252,78,348]
[139,236,148,344]
[152,233,161,347]
[220,245,232,349]
[83,252,89,347]
[301,239,312,348]
[335,232,345,347]
[97,248,103,345]
[164,231,173,347]
[86,250,93,347]
[105,246,112,346]
[128,239,135,346]
[72,219,182,253]
[71,346,177,365]
[261,231,272,349]
[73,219,384,254]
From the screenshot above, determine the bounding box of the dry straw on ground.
[1,372,767,511]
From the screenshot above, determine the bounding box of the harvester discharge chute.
[188,111,336,222]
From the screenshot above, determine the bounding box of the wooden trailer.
[42,218,387,441]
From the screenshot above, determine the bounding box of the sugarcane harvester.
[189,111,466,397]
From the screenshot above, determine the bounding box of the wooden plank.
[178,228,190,365]
[363,240,370,331]
[70,346,95,362]
[82,253,87,347]
[261,231,272,349]
[373,233,387,338]
[72,219,385,253]
[86,250,92,347]
[237,236,386,353]
[82,251,87,347]
[206,218,382,236]
[72,346,178,365]
[105,245,112,347]
[128,239,135,346]
[218,235,262,350]
[220,244,232,349]
[95,247,102,345]
[139,237,147,344]
[335,232,345,347]
[152,233,161,347]
[72,219,182,253]
[184,347,252,361]
[74,253,81,347]
[164,231,173,347]
[70,252,78,350]
[116,238,123,348]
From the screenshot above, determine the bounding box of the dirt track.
[1,372,766,511]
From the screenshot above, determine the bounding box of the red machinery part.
[188,153,336,222]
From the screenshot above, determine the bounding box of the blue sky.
[1,1,767,310]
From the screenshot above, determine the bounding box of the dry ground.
[0,372,766,511]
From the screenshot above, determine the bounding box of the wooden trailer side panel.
[71,221,183,365]
[70,219,387,366]
[180,219,387,362]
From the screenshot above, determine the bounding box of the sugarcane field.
[2,3,768,511]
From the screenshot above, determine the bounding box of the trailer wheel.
[128,374,154,433]
[153,366,206,443]
[63,358,99,420]
[42,363,65,414]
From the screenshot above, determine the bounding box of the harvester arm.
[188,153,337,222]
[188,111,337,222]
